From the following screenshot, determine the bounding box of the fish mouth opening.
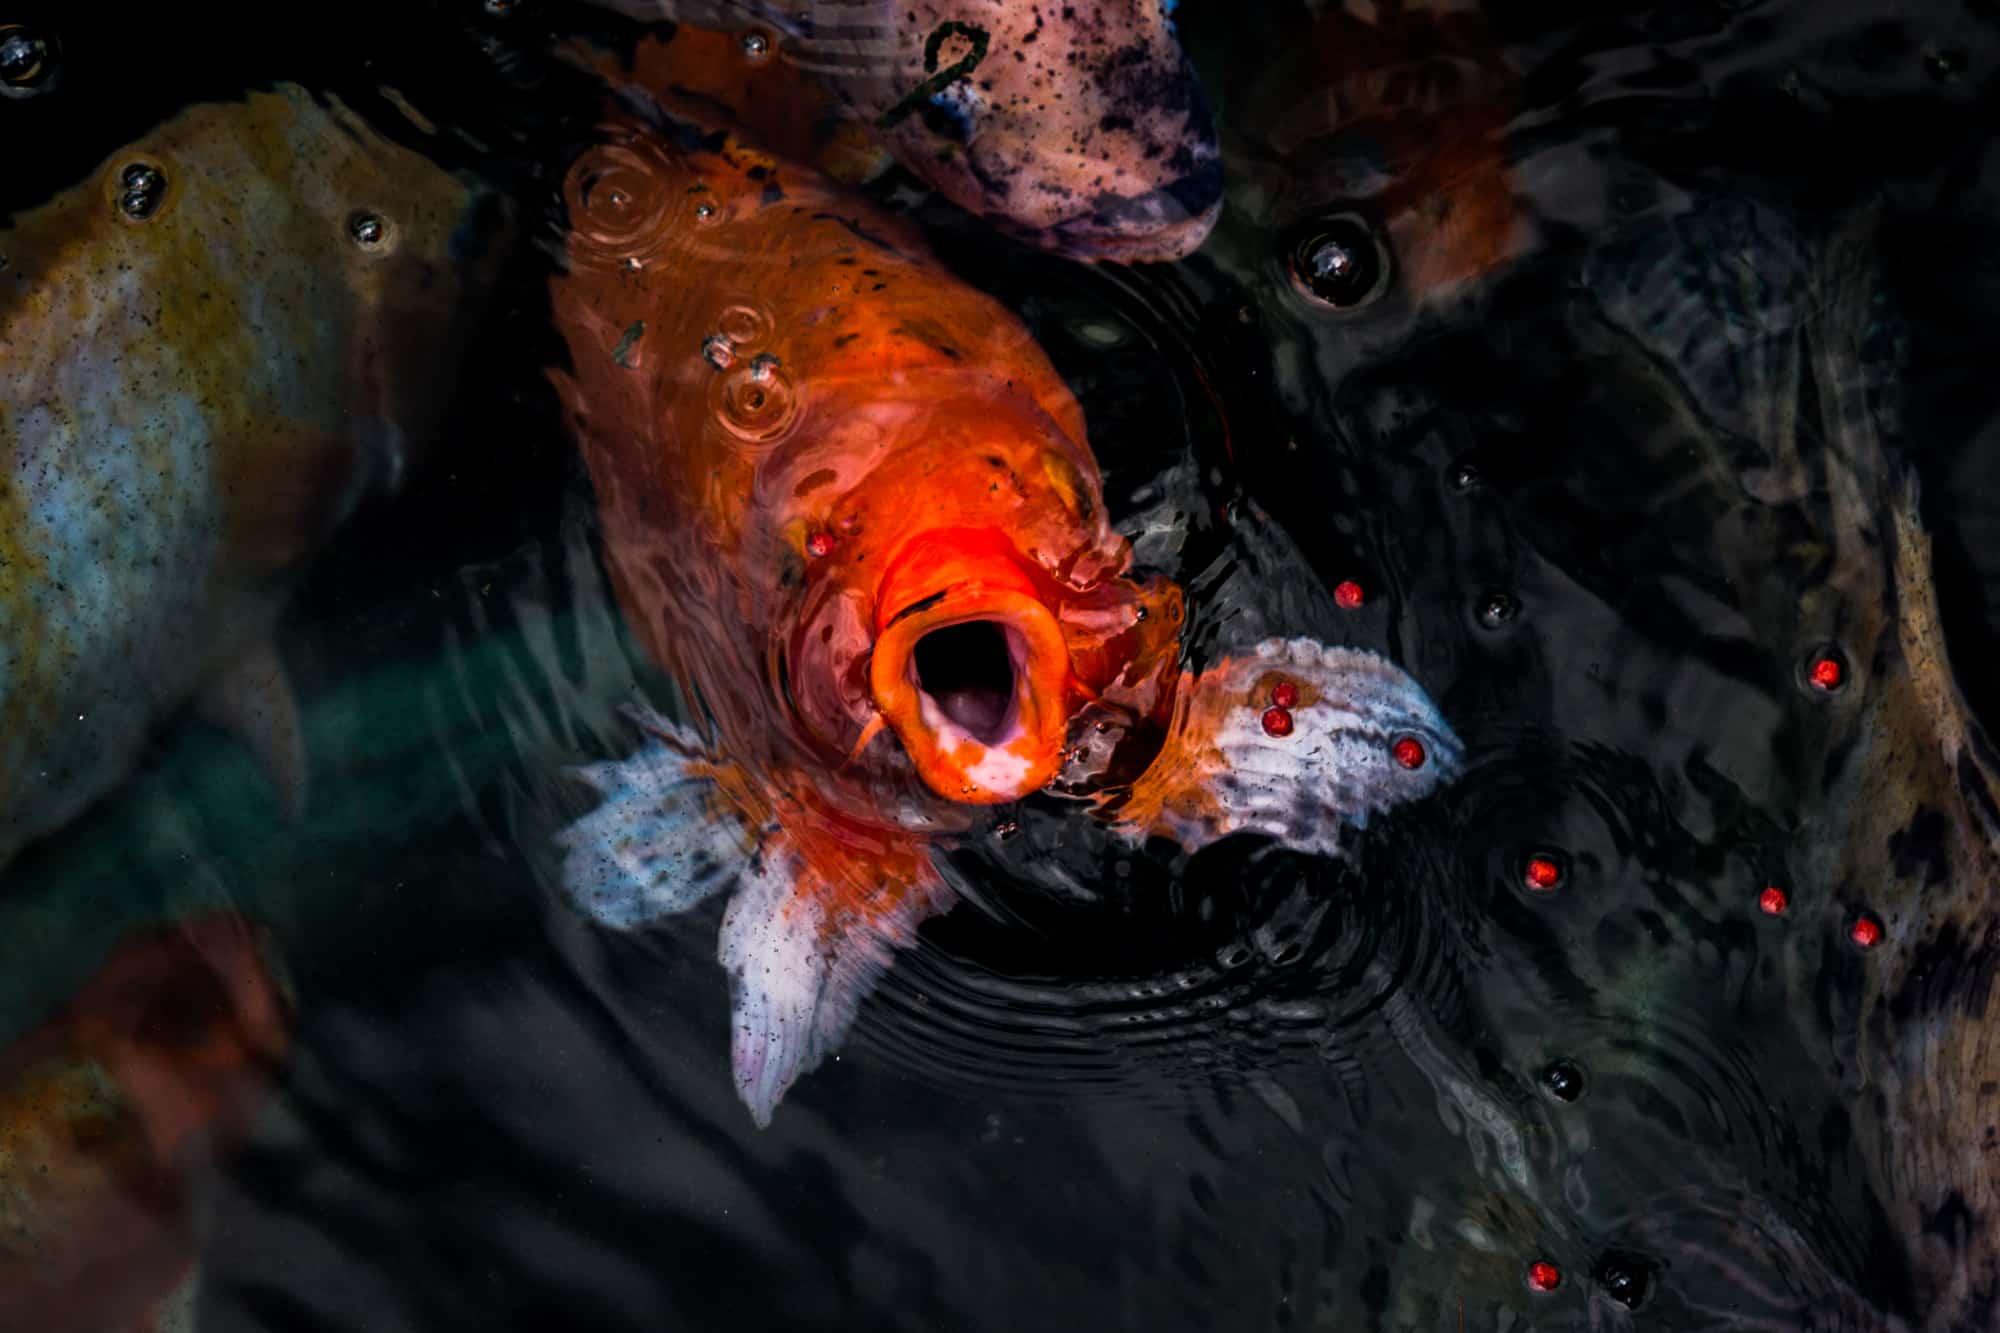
[914,619,1024,747]
[870,585,1073,804]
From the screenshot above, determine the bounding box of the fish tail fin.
[556,703,953,1126]
[1109,638,1461,857]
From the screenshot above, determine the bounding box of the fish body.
[549,103,1458,1124]
[0,913,293,1332]
[586,0,1222,260]
[0,86,504,874]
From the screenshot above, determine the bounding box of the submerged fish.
[583,0,1222,261]
[0,85,505,875]
[0,912,293,1332]
[1216,0,1525,320]
[547,108,1459,1125]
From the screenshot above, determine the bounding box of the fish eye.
[921,83,983,146]
[0,24,58,98]
[1284,212,1393,310]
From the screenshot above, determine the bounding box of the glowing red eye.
[1261,707,1294,737]
[1392,736,1426,769]
[1524,856,1562,891]
[1527,1260,1561,1292]
[1271,680,1299,709]
[1850,913,1882,949]
[1758,885,1789,916]
[805,531,835,559]
[1335,580,1365,609]
[1808,656,1843,691]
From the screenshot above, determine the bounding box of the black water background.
[3,0,2000,1329]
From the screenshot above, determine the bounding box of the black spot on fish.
[1888,806,1951,887]
[760,182,784,206]
[1880,920,1992,1020]
[832,332,861,349]
[1922,1191,1981,1251]
[811,211,909,259]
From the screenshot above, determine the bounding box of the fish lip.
[869,585,1073,804]
[1036,194,1223,263]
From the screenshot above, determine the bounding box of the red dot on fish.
[1850,912,1883,949]
[1392,736,1426,769]
[1261,707,1294,737]
[1527,1260,1562,1293]
[1271,680,1299,709]
[1758,885,1789,916]
[1335,580,1365,609]
[1808,654,1844,692]
[805,531,835,559]
[1523,855,1563,892]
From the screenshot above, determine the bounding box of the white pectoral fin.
[555,705,749,928]
[718,848,954,1128]
[1114,638,1463,857]
[198,641,307,821]
[556,701,956,1127]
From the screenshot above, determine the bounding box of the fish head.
[867,526,1080,803]
[862,1,1221,262]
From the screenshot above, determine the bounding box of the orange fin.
[1111,638,1461,857]
[558,703,952,1126]
[197,642,306,821]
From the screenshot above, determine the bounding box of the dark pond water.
[4,1,2000,1329]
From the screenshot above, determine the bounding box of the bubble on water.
[741,30,772,59]
[1593,1251,1654,1309]
[701,335,735,372]
[115,162,167,221]
[1475,589,1519,629]
[0,24,56,97]
[348,211,389,249]
[717,303,771,346]
[714,351,799,444]
[563,134,690,272]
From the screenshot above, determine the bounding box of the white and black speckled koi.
[589,0,1222,260]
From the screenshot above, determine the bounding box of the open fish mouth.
[870,583,1073,803]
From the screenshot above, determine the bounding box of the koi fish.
[547,103,1459,1126]
[0,85,505,875]
[1578,200,2000,1327]
[0,912,293,1332]
[1219,0,1525,314]
[582,0,1222,261]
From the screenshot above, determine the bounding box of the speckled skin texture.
[596,0,1222,259]
[0,87,498,874]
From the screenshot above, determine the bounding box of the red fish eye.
[1523,855,1563,891]
[1758,885,1789,916]
[1391,736,1425,769]
[1261,707,1294,737]
[1809,656,1843,691]
[1850,912,1883,949]
[1334,580,1365,609]
[805,531,835,559]
[1270,680,1299,709]
[1527,1260,1561,1293]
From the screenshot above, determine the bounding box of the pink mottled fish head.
[841,1,1223,261]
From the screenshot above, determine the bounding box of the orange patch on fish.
[0,913,292,1332]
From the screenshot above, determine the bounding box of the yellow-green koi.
[0,85,504,874]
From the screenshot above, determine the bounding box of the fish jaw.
[866,529,1077,804]
[1113,638,1461,856]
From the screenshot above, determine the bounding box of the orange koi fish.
[548,103,1459,1125]
[585,0,1222,261]
[0,86,505,875]
[0,913,293,1332]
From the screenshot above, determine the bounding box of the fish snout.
[869,545,1076,803]
[1052,158,1225,263]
